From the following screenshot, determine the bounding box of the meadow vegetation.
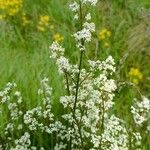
[0,0,150,149]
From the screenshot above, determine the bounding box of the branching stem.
[70,0,85,149]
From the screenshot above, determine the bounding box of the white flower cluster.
[0,0,148,149]
[10,132,31,150]
[85,13,91,21]
[74,22,95,42]
[131,132,142,149]
[58,56,123,149]
[82,0,98,6]
[0,79,67,149]
[50,42,71,74]
[8,96,23,121]
[0,82,16,104]
[24,78,54,131]
[69,0,96,43]
[0,82,24,141]
[48,0,144,149]
[56,56,71,73]
[101,115,128,150]
[69,2,79,12]
[69,0,98,12]
[49,42,64,59]
[23,78,69,149]
[131,96,150,128]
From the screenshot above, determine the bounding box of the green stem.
[72,50,83,118]
[70,0,85,149]
[64,71,70,96]
[99,97,105,149]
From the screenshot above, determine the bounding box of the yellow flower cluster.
[98,28,111,48]
[53,33,64,43]
[0,0,23,19]
[37,15,49,32]
[128,67,143,84]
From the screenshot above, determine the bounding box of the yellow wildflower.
[40,15,49,22]
[128,67,143,84]
[99,34,105,40]
[53,33,64,42]
[0,0,22,18]
[98,28,111,48]
[129,68,143,79]
[37,15,49,32]
[98,28,111,41]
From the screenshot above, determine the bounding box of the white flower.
[50,42,64,59]
[74,22,95,42]
[101,115,128,149]
[103,79,117,92]
[14,91,21,97]
[56,56,71,74]
[82,0,98,6]
[69,2,79,12]
[74,28,92,42]
[11,132,31,150]
[85,13,91,20]
[83,22,95,32]
[74,14,79,20]
[17,124,23,130]
[131,96,150,126]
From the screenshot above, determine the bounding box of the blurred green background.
[0,0,150,148]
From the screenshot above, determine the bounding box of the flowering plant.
[0,0,149,150]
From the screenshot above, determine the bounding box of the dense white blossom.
[131,96,150,126]
[10,132,31,150]
[83,22,95,32]
[74,28,92,42]
[74,22,95,42]
[56,56,71,73]
[101,115,129,150]
[49,42,64,59]
[0,0,147,149]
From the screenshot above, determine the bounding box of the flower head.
[128,67,143,84]
[0,0,23,17]
[98,28,111,48]
[37,15,50,32]
[98,28,111,40]
[53,33,64,43]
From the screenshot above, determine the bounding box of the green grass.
[0,0,150,149]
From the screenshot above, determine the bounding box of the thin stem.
[70,0,85,149]
[79,72,91,86]
[67,72,76,85]
[72,50,83,118]
[78,123,84,149]
[64,71,70,96]
[99,97,105,149]
[72,0,84,120]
